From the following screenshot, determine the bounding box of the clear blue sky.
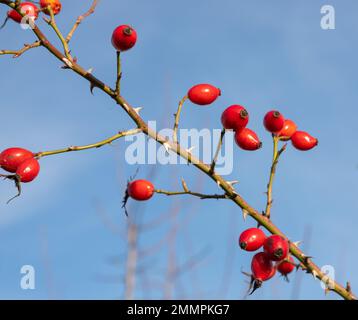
[0,0,357,300]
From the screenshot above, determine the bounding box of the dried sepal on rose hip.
[250,252,276,293]
[239,228,266,252]
[40,0,62,16]
[291,131,318,151]
[234,128,262,151]
[278,119,297,141]
[263,235,289,262]
[187,84,221,106]
[221,105,249,131]
[263,110,285,133]
[4,2,39,25]
[112,25,137,51]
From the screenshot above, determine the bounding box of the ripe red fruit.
[187,84,221,105]
[239,228,266,251]
[251,252,276,282]
[221,105,249,131]
[291,131,318,151]
[278,119,297,141]
[234,128,262,151]
[111,25,137,51]
[16,158,40,183]
[263,235,289,262]
[263,110,285,133]
[0,148,34,173]
[127,179,154,201]
[7,2,39,24]
[40,0,62,15]
[277,256,295,276]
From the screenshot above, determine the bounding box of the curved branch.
[35,128,141,158]
[0,1,355,300]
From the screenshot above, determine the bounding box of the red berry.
[0,148,34,173]
[277,256,295,276]
[278,119,297,141]
[7,2,39,23]
[239,228,266,251]
[111,25,137,51]
[127,179,154,201]
[263,110,285,133]
[291,131,318,151]
[40,0,62,15]
[263,235,289,262]
[221,105,249,131]
[251,252,276,282]
[234,128,262,151]
[187,84,221,105]
[16,158,40,183]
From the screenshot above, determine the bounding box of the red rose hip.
[127,179,154,201]
[278,119,297,141]
[112,25,137,51]
[16,158,40,183]
[239,228,266,251]
[221,105,249,131]
[277,255,295,276]
[291,131,318,151]
[263,110,285,133]
[187,84,221,105]
[0,148,34,173]
[263,235,289,261]
[7,2,39,23]
[251,252,276,282]
[40,0,62,15]
[234,128,262,151]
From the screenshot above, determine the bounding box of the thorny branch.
[0,0,355,300]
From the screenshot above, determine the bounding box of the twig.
[115,51,122,95]
[155,189,227,200]
[0,41,41,58]
[264,135,287,219]
[35,128,141,158]
[66,0,99,43]
[0,0,355,300]
[173,95,187,145]
[210,128,226,174]
[43,6,71,60]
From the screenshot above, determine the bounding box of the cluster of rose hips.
[3,0,61,27]
[239,228,296,292]
[0,148,40,200]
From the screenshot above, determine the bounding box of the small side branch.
[155,189,227,200]
[35,128,141,158]
[173,95,188,145]
[264,135,287,219]
[43,6,71,59]
[115,51,122,95]
[66,0,99,43]
[210,128,226,174]
[0,41,41,58]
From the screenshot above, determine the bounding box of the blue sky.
[0,0,357,299]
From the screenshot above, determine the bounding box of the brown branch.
[0,1,355,300]
[66,0,99,43]
[0,41,41,58]
[155,189,228,200]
